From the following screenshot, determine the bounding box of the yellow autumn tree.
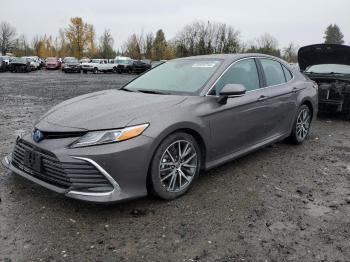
[65,17,96,58]
[86,24,97,58]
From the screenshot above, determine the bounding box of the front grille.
[11,139,113,192]
[41,131,87,139]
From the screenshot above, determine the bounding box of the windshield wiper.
[119,87,137,92]
[327,72,347,75]
[136,89,171,95]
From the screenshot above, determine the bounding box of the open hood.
[298,44,350,71]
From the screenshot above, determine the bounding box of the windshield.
[47,58,57,62]
[11,58,26,63]
[124,59,222,95]
[117,60,132,65]
[306,64,350,74]
[65,58,78,63]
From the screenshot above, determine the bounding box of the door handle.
[292,87,299,93]
[257,95,269,102]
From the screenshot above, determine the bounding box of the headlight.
[70,123,149,148]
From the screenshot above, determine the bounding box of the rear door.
[257,58,297,137]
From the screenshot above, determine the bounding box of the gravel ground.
[0,70,349,262]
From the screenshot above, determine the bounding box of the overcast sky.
[2,0,349,50]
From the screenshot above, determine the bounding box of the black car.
[8,57,31,73]
[132,60,152,74]
[299,44,350,116]
[116,59,134,74]
[62,57,81,73]
[0,57,7,72]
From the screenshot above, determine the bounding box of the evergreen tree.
[324,24,344,44]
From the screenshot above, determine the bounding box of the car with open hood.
[2,54,317,203]
[298,44,350,115]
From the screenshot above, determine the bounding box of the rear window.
[282,66,293,81]
[260,59,286,86]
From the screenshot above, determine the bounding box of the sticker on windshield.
[192,62,218,68]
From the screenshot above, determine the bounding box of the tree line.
[0,18,347,63]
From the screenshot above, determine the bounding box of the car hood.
[36,89,186,131]
[10,61,27,65]
[298,44,350,71]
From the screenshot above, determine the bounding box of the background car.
[81,59,116,73]
[8,57,31,72]
[0,55,11,66]
[62,57,81,73]
[23,56,40,70]
[0,57,7,72]
[299,44,350,116]
[45,57,61,70]
[2,54,317,203]
[79,58,91,64]
[114,56,133,73]
[131,60,152,74]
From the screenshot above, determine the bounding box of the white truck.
[80,59,117,74]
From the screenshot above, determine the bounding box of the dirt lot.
[0,70,349,262]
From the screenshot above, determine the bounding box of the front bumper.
[63,66,81,72]
[2,134,155,203]
[81,67,94,71]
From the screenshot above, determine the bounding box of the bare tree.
[145,33,154,59]
[246,33,281,57]
[283,42,299,63]
[0,21,16,55]
[174,21,240,57]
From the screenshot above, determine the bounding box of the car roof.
[177,53,284,62]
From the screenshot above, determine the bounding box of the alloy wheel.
[296,107,310,141]
[159,140,198,193]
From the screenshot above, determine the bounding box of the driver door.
[208,58,273,160]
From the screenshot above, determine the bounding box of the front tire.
[150,132,201,200]
[288,105,312,145]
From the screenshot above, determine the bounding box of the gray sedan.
[2,54,318,203]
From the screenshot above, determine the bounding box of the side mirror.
[217,84,246,105]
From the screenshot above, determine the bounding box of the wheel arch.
[145,125,208,193]
[300,99,314,119]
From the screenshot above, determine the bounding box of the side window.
[215,59,260,95]
[260,59,286,86]
[282,66,293,81]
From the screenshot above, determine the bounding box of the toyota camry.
[2,54,318,203]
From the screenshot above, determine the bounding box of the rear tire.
[150,132,201,200]
[93,67,98,74]
[288,105,312,145]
